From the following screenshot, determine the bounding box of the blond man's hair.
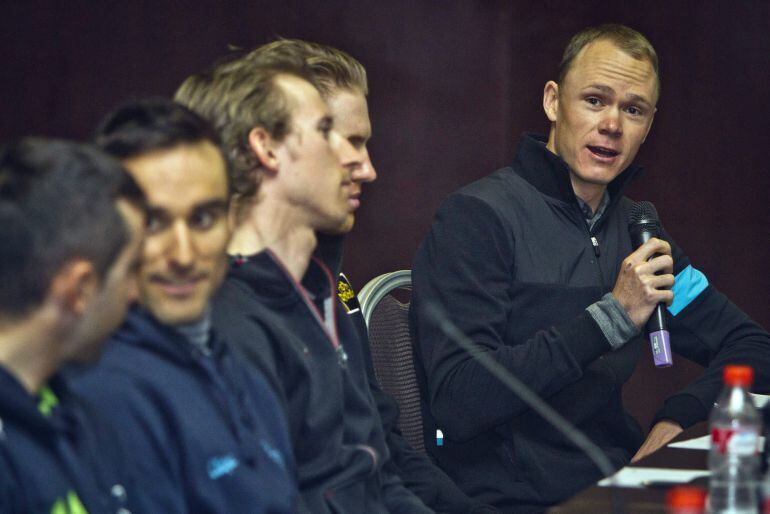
[175,53,314,200]
[246,39,368,99]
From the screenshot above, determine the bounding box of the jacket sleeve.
[653,230,770,428]
[411,193,612,441]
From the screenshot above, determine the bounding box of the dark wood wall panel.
[2,0,768,430]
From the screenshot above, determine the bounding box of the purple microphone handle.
[649,330,673,367]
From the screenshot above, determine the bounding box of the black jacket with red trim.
[212,248,432,514]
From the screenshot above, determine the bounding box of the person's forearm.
[427,311,611,441]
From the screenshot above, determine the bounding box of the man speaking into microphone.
[410,23,770,511]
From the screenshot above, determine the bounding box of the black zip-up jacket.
[212,248,432,513]
[0,367,133,513]
[71,307,297,513]
[409,133,770,511]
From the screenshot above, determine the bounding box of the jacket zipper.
[581,213,607,292]
[266,250,348,367]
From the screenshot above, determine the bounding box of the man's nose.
[351,153,377,184]
[169,222,194,269]
[334,135,363,175]
[598,108,623,136]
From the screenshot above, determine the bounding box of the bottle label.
[711,427,759,455]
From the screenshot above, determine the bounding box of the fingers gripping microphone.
[628,201,672,368]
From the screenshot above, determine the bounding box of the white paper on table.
[597,467,709,488]
[751,393,770,409]
[668,435,711,450]
[668,434,765,450]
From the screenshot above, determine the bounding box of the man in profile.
[410,23,770,511]
[71,98,297,513]
[244,38,497,514]
[177,46,434,512]
[0,138,144,512]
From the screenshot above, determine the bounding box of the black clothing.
[0,368,132,513]
[213,248,432,514]
[337,269,499,514]
[409,133,770,510]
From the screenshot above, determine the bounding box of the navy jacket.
[72,307,297,513]
[410,134,770,510]
[213,248,432,513]
[0,367,132,513]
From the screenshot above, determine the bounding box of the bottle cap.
[666,486,706,511]
[723,365,754,387]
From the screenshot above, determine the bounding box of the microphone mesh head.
[628,201,660,225]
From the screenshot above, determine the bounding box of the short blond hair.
[558,24,660,99]
[246,39,368,98]
[175,53,314,200]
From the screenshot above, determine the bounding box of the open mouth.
[587,145,620,158]
[153,276,206,296]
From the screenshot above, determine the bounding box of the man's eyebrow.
[191,199,228,212]
[625,93,652,108]
[583,84,615,95]
[146,204,170,217]
[582,84,652,107]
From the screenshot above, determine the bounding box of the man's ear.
[543,81,560,123]
[248,127,280,174]
[48,259,98,316]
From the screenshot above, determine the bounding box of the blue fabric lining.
[668,265,709,316]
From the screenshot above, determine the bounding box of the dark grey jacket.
[410,133,770,511]
[213,249,433,514]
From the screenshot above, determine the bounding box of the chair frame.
[358,270,412,327]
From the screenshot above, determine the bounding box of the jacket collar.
[113,306,226,364]
[229,249,333,305]
[512,133,643,209]
[0,365,76,439]
[314,233,345,278]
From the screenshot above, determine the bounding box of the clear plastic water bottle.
[708,365,761,514]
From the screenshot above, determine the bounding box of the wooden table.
[548,423,709,513]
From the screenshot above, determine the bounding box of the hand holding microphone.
[612,201,675,367]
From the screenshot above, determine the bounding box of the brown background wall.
[2,0,768,430]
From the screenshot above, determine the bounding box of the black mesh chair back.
[359,271,425,453]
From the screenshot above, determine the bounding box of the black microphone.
[422,301,625,514]
[628,201,672,368]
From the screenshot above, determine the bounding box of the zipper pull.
[336,345,348,369]
[590,236,600,257]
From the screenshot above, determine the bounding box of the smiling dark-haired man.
[410,23,770,511]
[71,98,297,513]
